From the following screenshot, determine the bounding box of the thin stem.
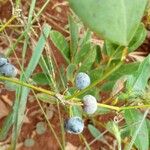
[0,16,16,32]
[0,76,55,96]
[1,76,150,111]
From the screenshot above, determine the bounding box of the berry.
[83,95,97,115]
[24,138,35,147]
[36,122,47,135]
[75,72,90,90]
[0,63,17,77]
[65,117,84,134]
[0,57,8,67]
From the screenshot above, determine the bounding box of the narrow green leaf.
[127,54,150,93]
[0,113,13,140]
[12,24,51,144]
[79,46,97,71]
[75,42,91,64]
[106,121,121,150]
[50,31,70,63]
[88,124,102,141]
[71,105,82,118]
[69,16,79,62]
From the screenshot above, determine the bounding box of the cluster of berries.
[0,54,17,77]
[65,72,98,134]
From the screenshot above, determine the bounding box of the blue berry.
[24,138,35,147]
[0,63,17,77]
[83,95,97,115]
[36,122,47,135]
[65,117,84,134]
[75,72,90,90]
[0,54,8,67]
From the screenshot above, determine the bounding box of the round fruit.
[0,57,8,67]
[36,122,47,135]
[24,138,35,147]
[75,72,90,90]
[65,117,84,134]
[0,63,17,77]
[83,95,97,115]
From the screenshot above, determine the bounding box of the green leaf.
[0,113,13,140]
[69,16,79,62]
[124,110,149,150]
[69,0,148,45]
[96,107,110,115]
[128,23,147,52]
[12,24,51,144]
[32,72,50,85]
[88,124,102,141]
[66,64,76,82]
[71,105,82,118]
[89,67,103,83]
[103,40,119,57]
[79,46,97,71]
[50,30,70,63]
[4,78,18,91]
[106,121,121,150]
[109,62,140,81]
[75,42,91,64]
[127,54,150,92]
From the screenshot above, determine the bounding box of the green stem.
[0,76,55,96]
[1,76,150,111]
[0,16,16,33]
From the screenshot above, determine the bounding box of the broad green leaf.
[69,0,148,45]
[69,16,79,62]
[32,72,50,85]
[128,23,147,52]
[50,31,70,63]
[124,110,149,150]
[88,124,102,141]
[37,93,57,104]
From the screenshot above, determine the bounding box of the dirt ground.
[0,0,150,150]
